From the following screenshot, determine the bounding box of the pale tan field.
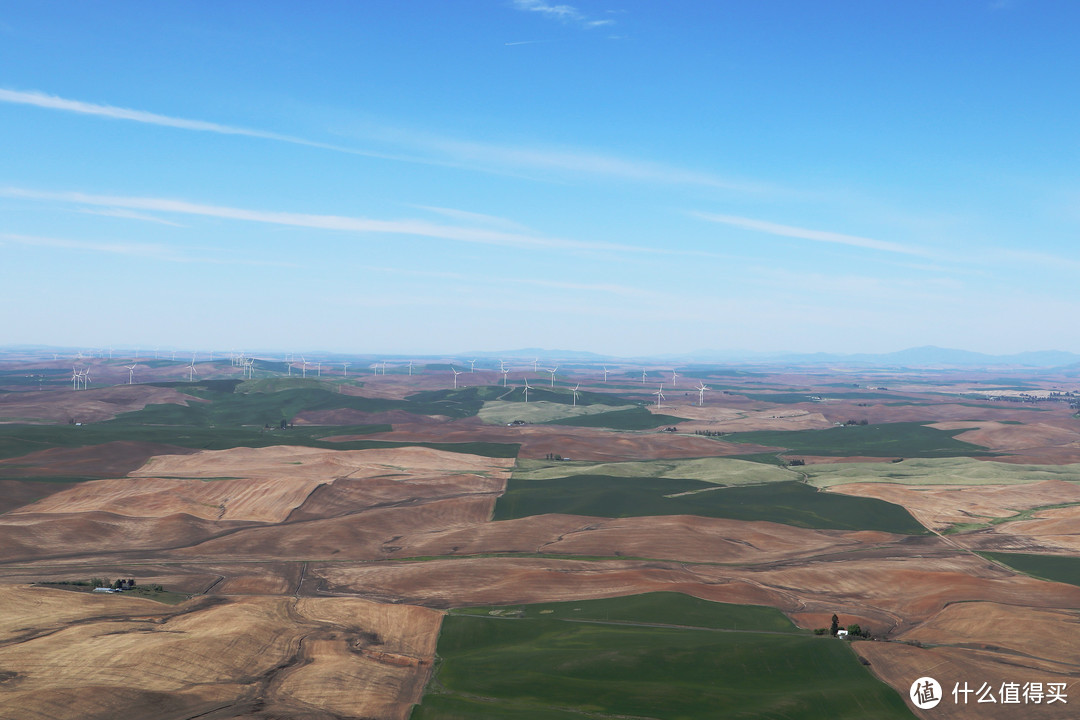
[804,457,1080,487]
[827,479,1080,534]
[0,586,442,720]
[513,456,797,484]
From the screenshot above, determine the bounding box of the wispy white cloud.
[511,1,617,30]
[2,186,717,258]
[3,87,765,194]
[409,205,530,232]
[1,231,183,261]
[1,231,294,267]
[384,130,770,193]
[691,211,931,256]
[0,87,432,165]
[77,208,187,227]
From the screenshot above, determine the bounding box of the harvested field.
[827,480,1080,533]
[855,641,1077,720]
[0,384,195,424]
[311,553,1080,635]
[388,513,901,565]
[955,505,1080,554]
[173,497,496,561]
[899,602,1080,673]
[0,511,256,563]
[929,421,1080,452]
[355,419,777,461]
[513,456,797,484]
[0,586,443,720]
[804,457,1080,487]
[0,441,198,481]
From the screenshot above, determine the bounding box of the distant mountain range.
[6,344,1080,369]
[668,346,1080,368]
[471,346,1080,369]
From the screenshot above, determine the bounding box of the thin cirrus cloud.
[1,231,295,267]
[511,0,614,28]
[2,87,763,193]
[1,186,699,257]
[0,88,432,165]
[691,211,931,257]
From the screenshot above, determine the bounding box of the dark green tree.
[830,614,839,636]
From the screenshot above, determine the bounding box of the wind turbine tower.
[451,367,462,389]
[641,369,648,384]
[126,364,137,385]
[671,369,679,387]
[187,361,198,382]
[469,359,477,373]
[654,383,666,409]
[602,366,609,383]
[523,378,532,403]
[697,381,709,406]
[501,367,510,387]
[572,383,580,407]
[548,366,558,387]
[342,362,350,377]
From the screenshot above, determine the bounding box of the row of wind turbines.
[64,351,714,407]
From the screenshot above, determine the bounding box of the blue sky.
[2,0,1078,356]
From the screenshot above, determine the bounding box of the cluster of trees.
[263,419,291,430]
[844,419,869,426]
[693,430,729,437]
[812,614,872,639]
[544,453,566,461]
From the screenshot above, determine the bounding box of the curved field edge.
[493,476,930,534]
[978,552,1080,587]
[722,422,997,458]
[411,593,916,720]
[804,457,1080,488]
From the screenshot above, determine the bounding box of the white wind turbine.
[451,367,462,389]
[316,362,322,377]
[301,356,308,378]
[548,366,558,387]
[571,383,580,407]
[641,369,648,384]
[408,360,414,376]
[501,367,510,387]
[532,358,540,372]
[697,381,709,406]
[602,366,609,383]
[523,377,532,403]
[342,362,350,377]
[469,359,477,373]
[380,362,387,375]
[671,369,679,387]
[370,362,379,376]
[654,383,665,409]
[71,367,79,391]
[126,364,137,385]
[187,360,198,382]
[245,358,256,379]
